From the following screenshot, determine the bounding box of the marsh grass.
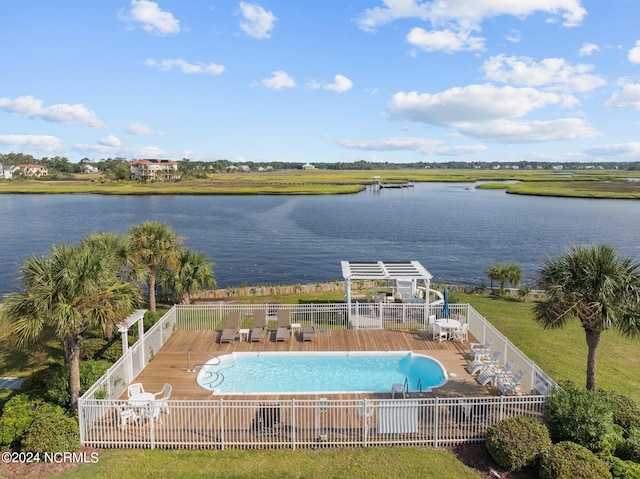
[3,168,639,197]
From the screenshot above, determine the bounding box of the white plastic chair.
[127,383,145,398]
[139,401,162,424]
[453,323,469,342]
[153,383,172,414]
[112,401,137,430]
[432,323,448,342]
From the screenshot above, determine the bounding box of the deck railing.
[78,302,557,448]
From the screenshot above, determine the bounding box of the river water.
[1,183,638,295]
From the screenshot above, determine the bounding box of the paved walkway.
[0,377,25,389]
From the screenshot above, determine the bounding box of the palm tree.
[534,244,640,391]
[486,262,522,294]
[485,265,500,291]
[1,243,138,407]
[157,249,216,304]
[128,221,181,311]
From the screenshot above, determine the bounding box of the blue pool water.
[196,351,448,394]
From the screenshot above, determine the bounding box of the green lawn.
[50,447,480,479]
[457,292,640,401]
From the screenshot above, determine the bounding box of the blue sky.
[1,0,639,164]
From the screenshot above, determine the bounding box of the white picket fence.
[78,302,556,449]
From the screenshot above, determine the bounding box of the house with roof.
[18,164,48,177]
[130,159,180,181]
[0,164,20,179]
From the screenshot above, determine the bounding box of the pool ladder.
[187,349,220,372]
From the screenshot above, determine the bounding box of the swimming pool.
[196,351,448,394]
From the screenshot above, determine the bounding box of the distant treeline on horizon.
[2,151,639,175]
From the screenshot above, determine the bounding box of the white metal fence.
[78,302,557,449]
[81,395,545,449]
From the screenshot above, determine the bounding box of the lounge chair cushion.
[302,326,317,341]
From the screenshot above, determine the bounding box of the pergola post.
[116,309,147,385]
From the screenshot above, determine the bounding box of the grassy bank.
[51,446,480,479]
[1,168,638,198]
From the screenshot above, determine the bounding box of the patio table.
[435,319,461,340]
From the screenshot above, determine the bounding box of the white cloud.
[628,41,640,64]
[458,118,600,143]
[239,2,277,39]
[261,71,296,90]
[357,0,587,32]
[578,42,599,57]
[406,26,484,52]
[126,122,159,136]
[145,58,225,75]
[309,74,353,93]
[98,135,121,147]
[0,95,105,128]
[505,29,521,43]
[482,55,606,93]
[387,84,601,143]
[0,134,63,153]
[121,0,181,36]
[388,84,563,125]
[585,142,640,160]
[604,84,640,110]
[338,136,487,156]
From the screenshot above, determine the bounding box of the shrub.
[0,394,64,447]
[539,441,612,479]
[80,338,109,360]
[20,360,111,409]
[604,455,640,479]
[485,416,551,471]
[544,381,614,451]
[21,410,80,453]
[101,340,124,362]
[599,390,640,434]
[618,435,640,463]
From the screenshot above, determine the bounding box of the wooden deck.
[130,328,495,401]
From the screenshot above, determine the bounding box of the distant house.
[0,164,20,179]
[302,163,316,170]
[130,159,180,181]
[81,164,100,174]
[18,164,48,177]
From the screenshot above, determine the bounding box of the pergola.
[340,261,442,305]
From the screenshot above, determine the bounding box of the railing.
[81,395,546,450]
[78,301,558,448]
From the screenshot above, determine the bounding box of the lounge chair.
[220,311,241,343]
[466,350,501,375]
[153,383,172,414]
[275,310,290,342]
[476,359,514,387]
[470,338,493,360]
[302,325,317,341]
[250,310,267,342]
[127,383,145,398]
[497,369,523,395]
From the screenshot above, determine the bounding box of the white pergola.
[341,261,442,305]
